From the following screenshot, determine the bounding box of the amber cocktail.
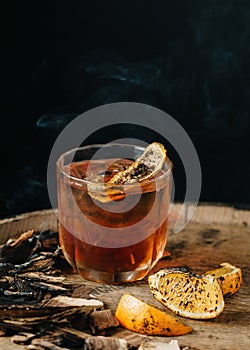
[57,143,172,283]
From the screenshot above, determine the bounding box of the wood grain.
[0,205,249,350]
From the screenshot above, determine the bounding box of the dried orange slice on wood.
[115,294,192,336]
[148,268,224,319]
[88,142,169,202]
[205,262,242,297]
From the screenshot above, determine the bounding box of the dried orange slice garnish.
[115,294,192,336]
[109,142,167,184]
[205,262,242,297]
[148,267,224,319]
[88,142,169,202]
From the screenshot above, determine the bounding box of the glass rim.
[57,143,172,187]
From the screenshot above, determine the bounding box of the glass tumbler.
[57,143,172,283]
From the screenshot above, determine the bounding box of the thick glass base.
[77,264,152,284]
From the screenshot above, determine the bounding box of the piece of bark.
[44,295,103,309]
[9,230,34,247]
[0,296,103,331]
[85,335,128,350]
[28,281,68,293]
[0,230,38,264]
[0,274,69,308]
[19,272,65,284]
[89,309,119,335]
[54,326,90,348]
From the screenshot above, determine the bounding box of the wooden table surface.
[0,204,249,350]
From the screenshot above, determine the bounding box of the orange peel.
[205,262,242,297]
[115,293,192,336]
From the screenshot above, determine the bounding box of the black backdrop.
[2,0,250,218]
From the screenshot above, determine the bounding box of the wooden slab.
[0,204,249,350]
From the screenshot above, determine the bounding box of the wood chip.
[9,230,34,247]
[89,309,119,335]
[0,230,38,264]
[18,272,65,284]
[44,295,103,309]
[0,297,103,332]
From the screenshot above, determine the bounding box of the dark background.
[1,0,250,218]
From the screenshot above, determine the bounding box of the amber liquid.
[57,158,171,283]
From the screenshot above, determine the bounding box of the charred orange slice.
[205,262,242,297]
[115,294,192,336]
[109,142,167,185]
[88,142,169,202]
[148,267,224,319]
